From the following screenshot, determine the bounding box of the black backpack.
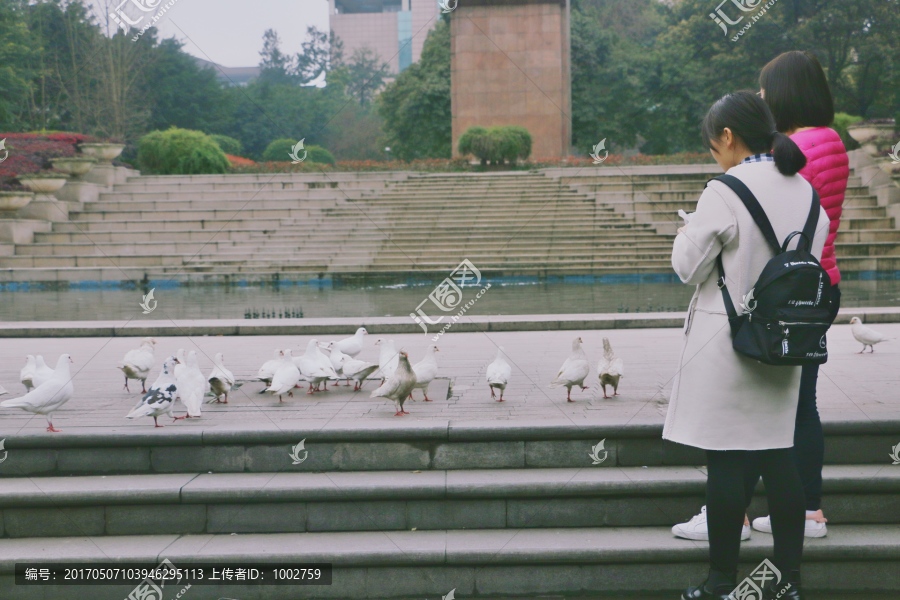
[711,174,838,366]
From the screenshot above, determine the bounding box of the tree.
[0,0,39,130]
[258,28,295,85]
[295,26,344,85]
[142,38,232,133]
[377,19,451,160]
[332,47,390,106]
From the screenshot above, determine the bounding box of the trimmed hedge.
[262,139,336,165]
[209,134,243,156]
[137,128,230,175]
[833,113,862,151]
[457,125,532,165]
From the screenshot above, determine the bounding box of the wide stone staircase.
[1,420,898,599]
[551,164,900,276]
[1,159,898,285]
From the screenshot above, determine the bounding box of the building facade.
[451,0,572,159]
[329,0,440,74]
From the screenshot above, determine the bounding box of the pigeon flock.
[0,318,891,432]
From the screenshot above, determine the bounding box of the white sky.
[85,0,331,67]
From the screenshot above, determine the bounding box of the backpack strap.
[799,189,822,251]
[711,174,781,254]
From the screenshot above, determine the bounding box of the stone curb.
[1,308,898,338]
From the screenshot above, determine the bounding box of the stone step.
[70,208,324,221]
[836,229,900,243]
[1,526,898,598]
[2,420,894,476]
[833,242,900,257]
[1,465,895,539]
[52,218,289,233]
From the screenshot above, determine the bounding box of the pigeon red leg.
[154,417,164,428]
[424,393,432,402]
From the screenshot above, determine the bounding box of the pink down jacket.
[791,126,849,286]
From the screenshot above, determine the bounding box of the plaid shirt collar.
[741,153,775,164]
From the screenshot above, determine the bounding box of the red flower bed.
[225,154,256,167]
[0,132,100,184]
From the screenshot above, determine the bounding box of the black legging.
[741,285,840,511]
[707,448,806,580]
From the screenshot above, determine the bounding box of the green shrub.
[306,145,336,165]
[137,128,230,175]
[458,126,487,158]
[209,134,243,156]
[262,138,335,164]
[262,138,301,162]
[505,126,532,160]
[832,112,863,151]
[457,125,532,165]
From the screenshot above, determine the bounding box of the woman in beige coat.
[665,91,829,600]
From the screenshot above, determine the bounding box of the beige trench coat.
[662,161,830,451]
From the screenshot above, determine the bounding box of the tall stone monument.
[450,0,572,160]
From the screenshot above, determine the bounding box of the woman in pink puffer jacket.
[752,51,849,538]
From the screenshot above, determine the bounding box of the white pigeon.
[1,354,74,432]
[174,348,187,379]
[20,355,36,391]
[117,337,157,393]
[256,349,282,392]
[321,342,351,385]
[334,327,368,357]
[486,346,512,402]
[126,356,178,427]
[312,338,339,390]
[207,352,235,403]
[175,350,206,418]
[849,317,893,353]
[410,345,439,402]
[268,349,302,402]
[375,338,399,381]
[549,336,591,402]
[371,351,418,416]
[32,355,55,388]
[295,340,338,393]
[597,337,625,399]
[340,356,379,391]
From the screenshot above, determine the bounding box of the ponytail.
[771,131,807,175]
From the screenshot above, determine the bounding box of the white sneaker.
[751,511,828,538]
[672,505,751,541]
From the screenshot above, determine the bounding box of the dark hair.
[701,90,807,176]
[759,51,834,132]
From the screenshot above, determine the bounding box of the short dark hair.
[701,90,807,176]
[759,51,835,132]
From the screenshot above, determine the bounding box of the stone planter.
[51,157,98,178]
[0,191,35,213]
[80,143,125,164]
[19,175,69,194]
[847,122,895,145]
